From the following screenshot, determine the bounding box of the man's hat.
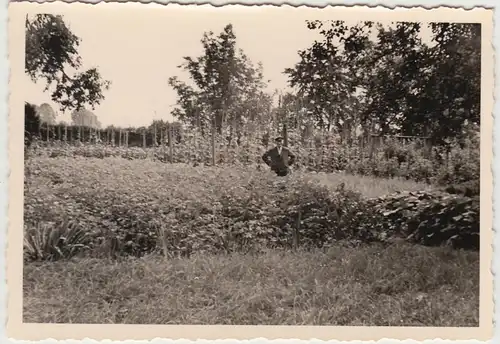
[274,136,284,142]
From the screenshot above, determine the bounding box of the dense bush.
[24,102,41,153]
[360,191,480,249]
[24,157,480,262]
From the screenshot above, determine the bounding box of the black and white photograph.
[7,2,494,341]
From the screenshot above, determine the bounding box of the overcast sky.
[23,4,434,127]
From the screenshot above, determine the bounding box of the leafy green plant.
[360,191,480,249]
[24,220,91,261]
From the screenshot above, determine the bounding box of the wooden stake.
[153,123,157,147]
[211,118,216,166]
[293,209,301,251]
[168,125,174,163]
[283,122,288,147]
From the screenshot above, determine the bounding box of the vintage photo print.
[7,1,494,342]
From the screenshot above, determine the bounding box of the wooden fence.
[36,123,180,148]
[33,122,434,166]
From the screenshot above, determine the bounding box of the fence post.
[168,125,174,163]
[424,138,432,159]
[283,122,288,147]
[142,129,146,148]
[369,134,375,160]
[358,134,365,162]
[277,94,282,135]
[153,123,157,147]
[153,124,157,160]
[293,209,301,251]
[211,118,216,166]
[163,128,167,162]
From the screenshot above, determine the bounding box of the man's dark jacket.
[262,146,296,173]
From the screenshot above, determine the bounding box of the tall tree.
[24,102,40,149]
[71,108,101,128]
[37,103,57,125]
[168,24,269,138]
[412,23,481,144]
[285,20,481,143]
[284,20,372,132]
[25,14,111,112]
[361,22,427,135]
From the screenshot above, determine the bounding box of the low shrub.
[444,179,480,197]
[360,191,479,249]
[24,220,92,261]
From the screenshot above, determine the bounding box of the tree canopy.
[71,108,102,129]
[168,24,272,140]
[25,14,111,112]
[36,103,57,125]
[284,21,481,144]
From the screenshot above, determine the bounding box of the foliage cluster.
[24,157,479,262]
[25,14,110,112]
[362,191,479,249]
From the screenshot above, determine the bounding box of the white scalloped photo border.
[1,1,497,344]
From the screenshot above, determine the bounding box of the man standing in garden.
[262,136,296,177]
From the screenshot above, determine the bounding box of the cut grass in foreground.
[24,242,478,326]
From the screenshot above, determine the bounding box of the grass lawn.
[24,242,478,326]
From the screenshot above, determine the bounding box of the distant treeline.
[24,102,183,148]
